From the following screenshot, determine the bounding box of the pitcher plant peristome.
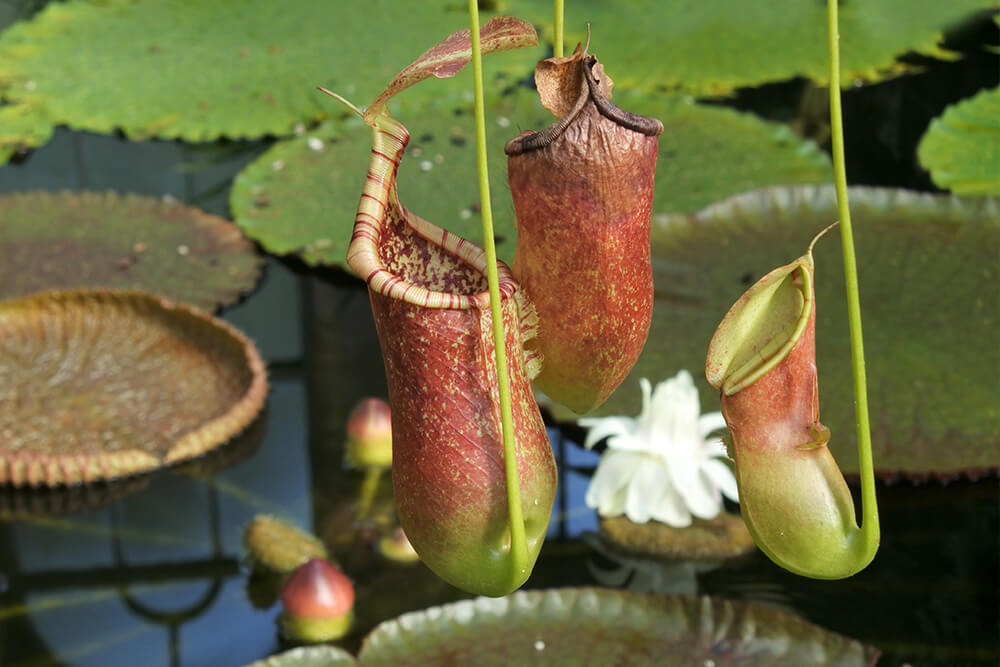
[505,45,663,414]
[320,16,557,597]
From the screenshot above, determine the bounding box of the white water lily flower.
[579,370,739,527]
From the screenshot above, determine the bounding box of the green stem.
[553,0,564,57]
[467,0,529,577]
[356,466,383,521]
[827,0,879,566]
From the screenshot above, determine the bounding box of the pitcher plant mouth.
[504,44,663,415]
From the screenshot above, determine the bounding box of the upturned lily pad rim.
[0,289,268,487]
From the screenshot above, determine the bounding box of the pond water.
[0,13,998,664]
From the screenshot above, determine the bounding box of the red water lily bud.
[345,397,392,468]
[505,45,663,414]
[280,558,354,642]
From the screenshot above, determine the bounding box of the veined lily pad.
[598,513,756,561]
[358,588,878,666]
[518,0,991,95]
[244,646,357,667]
[918,85,1000,195]
[230,92,829,268]
[0,289,268,486]
[562,186,998,480]
[0,191,263,310]
[0,0,539,141]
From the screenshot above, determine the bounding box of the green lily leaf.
[244,646,357,667]
[0,101,54,165]
[918,85,1000,195]
[359,588,878,666]
[517,0,991,94]
[230,93,829,269]
[0,191,263,311]
[564,186,998,481]
[0,0,539,141]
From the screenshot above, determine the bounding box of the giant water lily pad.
[358,588,878,666]
[0,191,263,310]
[245,646,357,667]
[568,186,998,480]
[0,0,539,141]
[918,85,1000,195]
[0,101,54,165]
[0,289,268,486]
[231,92,828,268]
[518,0,991,95]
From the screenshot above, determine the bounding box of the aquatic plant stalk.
[827,0,880,569]
[553,0,564,58]
[467,0,529,578]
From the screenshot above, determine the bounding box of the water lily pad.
[568,186,998,480]
[0,0,540,141]
[918,85,1000,195]
[244,646,357,667]
[598,513,756,561]
[231,93,829,268]
[0,191,263,310]
[518,0,990,94]
[359,587,878,666]
[0,289,268,486]
[0,101,54,164]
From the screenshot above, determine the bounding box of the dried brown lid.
[0,289,268,486]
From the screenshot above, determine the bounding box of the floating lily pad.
[598,513,756,561]
[562,186,998,480]
[244,646,357,667]
[918,86,1000,195]
[0,101,54,164]
[0,191,263,310]
[231,93,829,268]
[0,0,539,141]
[518,0,990,94]
[0,289,268,486]
[359,588,878,666]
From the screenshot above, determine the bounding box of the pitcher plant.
[704,0,879,579]
[506,44,663,414]
[321,16,557,597]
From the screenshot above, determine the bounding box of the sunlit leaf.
[0,289,268,486]
[359,588,878,666]
[0,0,540,141]
[0,102,53,165]
[517,0,991,94]
[231,93,829,268]
[554,186,999,481]
[918,85,1000,195]
[0,191,263,311]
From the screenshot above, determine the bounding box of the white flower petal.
[667,454,722,520]
[649,479,692,528]
[701,457,740,503]
[623,458,664,524]
[578,416,636,449]
[698,411,728,438]
[586,451,644,516]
